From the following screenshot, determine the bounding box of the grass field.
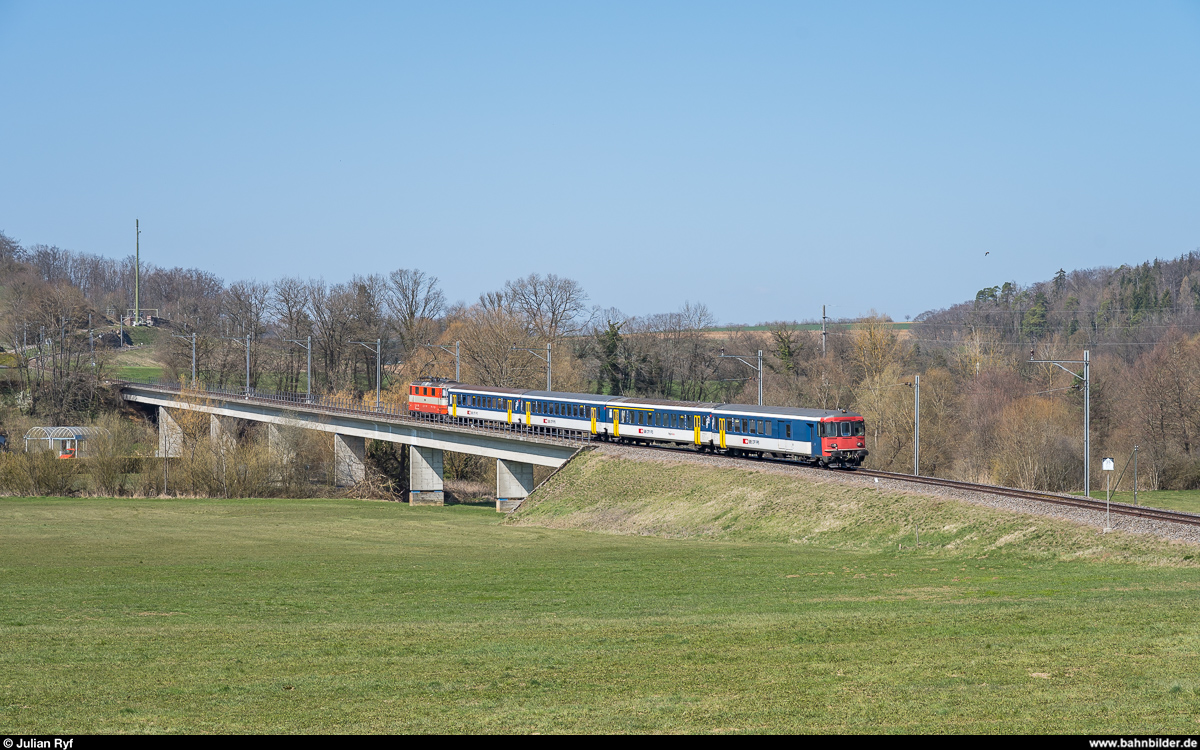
[3,456,1200,733]
[112,365,169,381]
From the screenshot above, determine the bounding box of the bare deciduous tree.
[387,268,445,358]
[504,273,589,341]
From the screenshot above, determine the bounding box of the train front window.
[840,422,851,437]
[852,422,865,437]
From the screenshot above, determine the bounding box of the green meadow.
[2,452,1200,733]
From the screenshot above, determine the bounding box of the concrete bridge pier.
[210,414,238,453]
[409,446,445,505]
[334,433,366,487]
[496,458,534,512]
[268,424,295,480]
[268,424,284,458]
[157,407,182,458]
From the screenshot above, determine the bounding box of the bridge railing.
[116,377,593,447]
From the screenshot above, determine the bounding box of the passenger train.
[408,379,868,467]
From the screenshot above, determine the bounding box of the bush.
[1160,456,1200,490]
[0,449,80,496]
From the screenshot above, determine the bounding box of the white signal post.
[1102,457,1115,532]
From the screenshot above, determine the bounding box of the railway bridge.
[118,381,587,510]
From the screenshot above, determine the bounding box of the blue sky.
[2,2,1198,323]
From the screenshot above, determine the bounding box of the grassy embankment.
[2,450,1200,733]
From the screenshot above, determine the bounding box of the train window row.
[726,418,774,437]
[532,401,590,418]
[819,422,865,437]
[616,410,699,429]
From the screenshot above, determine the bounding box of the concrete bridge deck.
[118,380,589,510]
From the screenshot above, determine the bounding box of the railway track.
[849,467,1200,528]
[615,440,1200,529]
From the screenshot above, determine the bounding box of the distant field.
[112,365,168,381]
[3,453,1200,733]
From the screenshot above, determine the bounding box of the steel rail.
[850,467,1200,527]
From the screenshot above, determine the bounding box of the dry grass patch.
[509,450,1199,565]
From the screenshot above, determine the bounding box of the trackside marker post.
[1102,457,1115,532]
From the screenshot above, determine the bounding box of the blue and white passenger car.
[413,380,869,467]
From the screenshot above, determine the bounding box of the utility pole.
[222,334,252,395]
[719,348,764,405]
[89,314,95,368]
[351,338,382,410]
[135,219,141,325]
[1030,349,1090,500]
[285,335,312,401]
[1134,445,1139,506]
[421,341,461,382]
[913,374,920,476]
[511,344,552,390]
[821,305,828,358]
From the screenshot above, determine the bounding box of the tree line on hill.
[3,227,1200,495]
